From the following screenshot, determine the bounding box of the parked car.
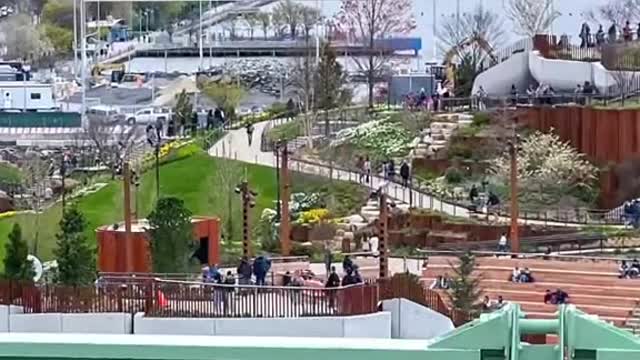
[87,105,125,124]
[125,107,172,125]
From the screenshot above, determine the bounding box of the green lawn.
[0,149,365,264]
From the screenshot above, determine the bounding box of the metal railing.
[284,156,626,226]
[0,279,378,318]
[148,279,378,318]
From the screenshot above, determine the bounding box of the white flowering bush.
[488,130,598,202]
[330,118,412,158]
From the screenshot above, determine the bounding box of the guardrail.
[0,279,378,318]
[414,249,631,264]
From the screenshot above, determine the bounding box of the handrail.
[414,249,629,263]
[286,156,625,227]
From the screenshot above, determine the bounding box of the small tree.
[315,42,347,135]
[173,89,193,134]
[3,224,34,281]
[447,252,483,315]
[147,197,194,273]
[201,81,245,122]
[504,0,560,37]
[54,206,95,286]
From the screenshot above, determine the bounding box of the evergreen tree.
[173,89,193,134]
[3,223,34,281]
[314,42,348,136]
[53,206,95,286]
[447,252,483,315]
[147,197,194,273]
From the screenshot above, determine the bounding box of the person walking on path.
[400,160,410,187]
[356,156,365,183]
[246,123,254,146]
[364,156,371,184]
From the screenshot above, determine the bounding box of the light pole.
[235,181,257,258]
[80,0,87,128]
[507,135,521,254]
[73,0,78,78]
[146,122,162,201]
[199,0,204,70]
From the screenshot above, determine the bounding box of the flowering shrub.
[0,211,16,219]
[298,208,331,224]
[488,130,598,201]
[330,117,412,158]
[290,192,322,213]
[142,140,196,169]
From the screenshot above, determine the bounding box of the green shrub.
[444,167,463,184]
[448,142,473,159]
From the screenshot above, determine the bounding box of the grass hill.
[0,147,366,264]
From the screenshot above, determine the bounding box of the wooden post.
[240,181,250,258]
[280,143,291,256]
[123,162,133,272]
[509,144,519,253]
[378,192,388,279]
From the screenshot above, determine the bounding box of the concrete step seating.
[421,256,638,327]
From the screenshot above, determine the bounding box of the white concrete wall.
[62,313,132,334]
[472,51,532,96]
[135,312,390,338]
[382,299,455,340]
[133,313,215,335]
[9,313,62,333]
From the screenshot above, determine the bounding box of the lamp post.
[60,154,67,212]
[274,142,281,220]
[236,181,257,258]
[146,121,162,200]
[507,135,521,254]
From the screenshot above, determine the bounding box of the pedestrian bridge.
[1,304,639,360]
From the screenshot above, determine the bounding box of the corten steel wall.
[516,106,640,207]
[96,217,221,273]
[96,227,151,273]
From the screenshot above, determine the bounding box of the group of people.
[235,255,272,286]
[354,157,412,187]
[404,88,452,112]
[511,267,534,283]
[544,289,570,305]
[578,21,640,48]
[325,255,364,288]
[618,259,640,279]
[483,295,506,311]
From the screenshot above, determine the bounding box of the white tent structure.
[152,76,200,107]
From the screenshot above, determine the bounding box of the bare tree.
[0,14,52,62]
[300,5,321,41]
[243,13,259,40]
[288,57,317,149]
[211,146,243,248]
[20,150,50,256]
[85,119,138,179]
[438,4,505,63]
[256,11,271,40]
[273,0,302,39]
[611,69,637,106]
[335,0,416,108]
[586,0,640,27]
[504,0,560,37]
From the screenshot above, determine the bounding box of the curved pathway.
[209,120,622,229]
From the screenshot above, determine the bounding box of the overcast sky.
[296,0,609,58]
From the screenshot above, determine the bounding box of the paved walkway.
[209,119,621,229]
